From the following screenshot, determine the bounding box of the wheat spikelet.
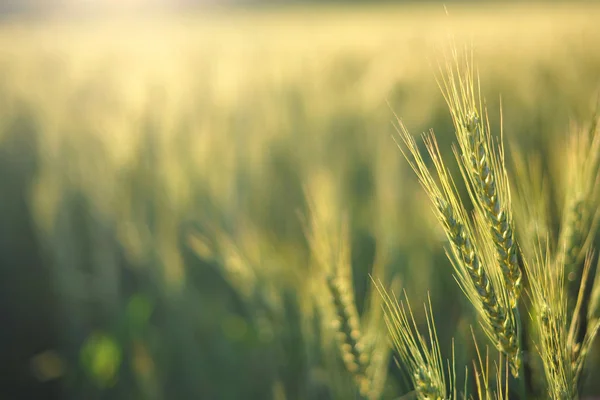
[462,207,521,378]
[324,228,373,397]
[393,123,520,376]
[414,365,444,400]
[327,274,372,396]
[437,48,522,306]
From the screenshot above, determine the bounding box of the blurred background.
[1,0,600,399]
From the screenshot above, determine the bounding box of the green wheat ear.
[375,281,449,400]
[393,122,520,376]
[438,48,522,306]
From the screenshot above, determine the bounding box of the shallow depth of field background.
[1,1,600,399]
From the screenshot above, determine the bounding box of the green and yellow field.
[2,3,600,399]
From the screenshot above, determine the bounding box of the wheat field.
[2,3,600,399]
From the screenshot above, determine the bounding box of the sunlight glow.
[65,0,166,11]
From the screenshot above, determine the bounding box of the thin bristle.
[375,282,448,400]
[470,327,509,400]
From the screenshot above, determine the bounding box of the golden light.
[65,0,165,12]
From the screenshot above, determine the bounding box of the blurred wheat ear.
[549,111,600,394]
[303,179,392,400]
[509,146,552,262]
[557,114,600,301]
